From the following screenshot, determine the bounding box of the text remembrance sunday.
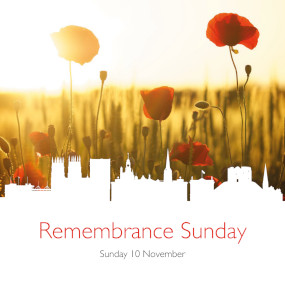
[40,222,247,244]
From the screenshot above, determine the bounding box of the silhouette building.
[3,154,283,203]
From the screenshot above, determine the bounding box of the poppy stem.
[99,137,103,158]
[88,149,91,177]
[69,60,73,131]
[184,164,188,181]
[63,60,73,158]
[243,75,249,165]
[16,110,26,182]
[143,137,146,177]
[7,153,14,183]
[211,106,233,165]
[68,61,73,154]
[159,121,163,166]
[191,121,196,141]
[229,46,244,165]
[95,80,105,158]
[48,135,52,187]
[278,118,285,188]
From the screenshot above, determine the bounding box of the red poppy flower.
[206,13,259,49]
[51,25,100,65]
[140,86,174,121]
[170,139,213,166]
[13,162,47,188]
[204,176,222,188]
[30,132,50,156]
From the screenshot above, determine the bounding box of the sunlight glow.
[0,0,284,92]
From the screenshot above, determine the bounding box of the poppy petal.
[140,86,174,121]
[140,90,150,102]
[204,176,222,188]
[13,162,47,188]
[170,140,213,166]
[206,15,227,47]
[51,25,100,65]
[170,142,190,165]
[239,26,259,49]
[29,132,49,144]
[30,132,50,156]
[206,13,259,49]
[205,155,214,166]
[143,104,154,119]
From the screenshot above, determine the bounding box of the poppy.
[140,86,174,121]
[51,25,100,65]
[13,162,47,188]
[204,176,222,188]
[206,13,259,49]
[29,132,50,156]
[99,130,111,140]
[170,139,213,166]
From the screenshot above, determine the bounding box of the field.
[0,82,285,196]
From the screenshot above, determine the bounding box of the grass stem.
[95,81,105,158]
[159,121,163,166]
[229,46,244,165]
[243,75,249,164]
[211,105,233,165]
[16,110,26,181]
[142,137,146,177]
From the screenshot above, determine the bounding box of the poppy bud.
[99,129,107,140]
[0,136,10,154]
[3,158,11,174]
[100,71,107,82]
[142,126,149,138]
[245,65,252,76]
[14,101,21,113]
[10,138,18,148]
[14,100,21,113]
[48,125,55,138]
[192,111,198,120]
[172,170,180,180]
[195,101,210,110]
[82,136,91,150]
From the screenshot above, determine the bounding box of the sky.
[0,0,284,92]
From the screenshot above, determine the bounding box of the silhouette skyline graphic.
[1,152,285,285]
[3,151,283,203]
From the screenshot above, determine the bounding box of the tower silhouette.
[163,149,172,183]
[262,164,269,190]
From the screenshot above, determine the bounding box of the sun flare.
[0,0,284,92]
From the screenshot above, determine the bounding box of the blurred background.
[0,0,285,194]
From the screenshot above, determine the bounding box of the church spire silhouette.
[165,149,170,170]
[163,149,172,182]
[262,164,269,190]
